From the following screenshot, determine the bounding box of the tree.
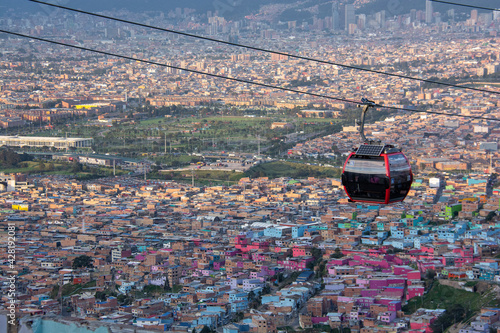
[331,247,344,258]
[262,284,271,295]
[95,291,107,301]
[117,294,133,305]
[318,261,327,278]
[163,275,171,292]
[71,159,83,173]
[72,255,93,269]
[430,304,465,333]
[0,148,22,167]
[233,312,244,323]
[37,161,46,171]
[425,269,436,280]
[311,247,323,261]
[200,325,211,333]
[50,285,59,299]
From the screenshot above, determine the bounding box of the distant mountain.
[2,0,498,20]
[2,0,287,17]
[358,0,499,16]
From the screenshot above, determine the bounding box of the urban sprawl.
[1,1,500,333]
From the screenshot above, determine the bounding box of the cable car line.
[0,29,356,105]
[430,0,500,12]
[28,0,500,97]
[1,29,498,123]
[45,228,227,244]
[341,101,413,204]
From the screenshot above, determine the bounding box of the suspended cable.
[46,228,230,244]
[0,30,357,105]
[0,29,498,122]
[430,0,500,12]
[28,0,500,97]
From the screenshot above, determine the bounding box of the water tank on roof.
[429,178,440,188]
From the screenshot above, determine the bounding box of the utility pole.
[490,152,493,175]
[257,135,260,156]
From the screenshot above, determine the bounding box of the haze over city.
[0,1,500,333]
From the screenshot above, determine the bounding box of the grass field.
[155,161,341,184]
[158,169,243,186]
[246,161,341,179]
[403,281,499,316]
[0,161,128,179]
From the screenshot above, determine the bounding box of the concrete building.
[425,0,433,24]
[0,136,93,149]
[345,4,355,31]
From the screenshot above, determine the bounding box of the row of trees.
[0,148,33,167]
[430,304,466,333]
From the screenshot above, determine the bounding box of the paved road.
[161,161,254,173]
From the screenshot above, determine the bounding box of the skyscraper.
[375,10,386,29]
[471,10,478,24]
[447,9,455,22]
[345,4,355,31]
[494,9,500,21]
[332,2,340,31]
[425,0,433,24]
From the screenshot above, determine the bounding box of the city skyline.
[0,1,499,333]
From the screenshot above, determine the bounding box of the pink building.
[293,245,311,257]
[277,257,313,270]
[387,278,406,286]
[379,311,397,323]
[407,270,421,280]
[394,265,414,276]
[407,286,425,300]
[356,297,375,308]
[337,296,354,303]
[388,301,401,312]
[212,261,224,270]
[360,289,380,297]
[356,278,370,287]
[369,279,388,289]
[252,253,266,261]
[410,316,436,333]
[311,317,329,324]
[328,258,350,266]
[380,287,404,299]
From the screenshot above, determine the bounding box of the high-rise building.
[425,0,433,24]
[447,9,455,22]
[494,9,500,21]
[471,9,478,24]
[345,4,355,31]
[375,10,386,29]
[348,23,357,35]
[332,2,340,31]
[480,13,492,26]
[410,9,417,22]
[357,14,366,30]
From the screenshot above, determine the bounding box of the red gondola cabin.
[342,144,413,204]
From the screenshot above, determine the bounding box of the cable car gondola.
[341,99,413,204]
